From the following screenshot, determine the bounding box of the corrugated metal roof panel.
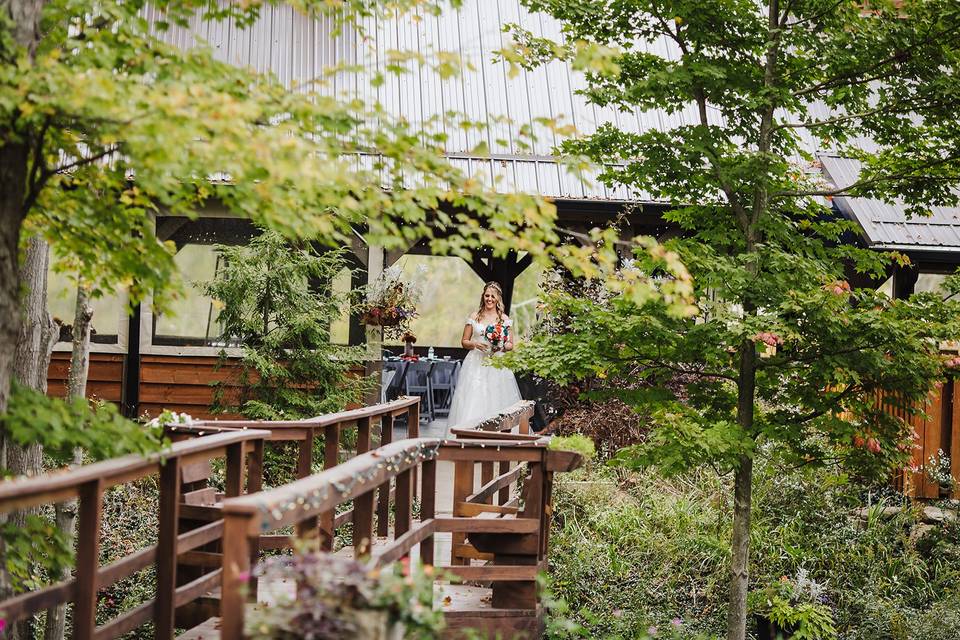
[823,156,960,251]
[147,1,960,248]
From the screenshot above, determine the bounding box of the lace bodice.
[466,316,511,341]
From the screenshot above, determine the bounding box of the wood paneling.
[46,352,123,403]
[138,355,244,419]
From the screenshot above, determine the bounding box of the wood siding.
[47,352,124,403]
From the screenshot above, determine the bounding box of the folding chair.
[381,368,397,404]
[429,360,459,418]
[403,361,435,424]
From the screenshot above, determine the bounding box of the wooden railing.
[219,438,441,638]
[168,396,421,550]
[0,429,269,640]
[216,400,581,639]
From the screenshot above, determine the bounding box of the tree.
[204,232,369,420]
[506,1,960,638]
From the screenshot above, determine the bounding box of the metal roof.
[821,156,960,253]
[144,1,960,250]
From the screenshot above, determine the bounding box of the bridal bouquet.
[483,322,510,352]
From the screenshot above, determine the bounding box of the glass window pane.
[330,266,352,345]
[47,267,123,344]
[153,245,221,345]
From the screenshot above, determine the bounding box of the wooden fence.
[0,429,268,639]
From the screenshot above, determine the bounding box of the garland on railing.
[469,402,534,432]
[256,441,439,530]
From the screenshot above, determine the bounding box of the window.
[47,266,124,345]
[152,244,222,346]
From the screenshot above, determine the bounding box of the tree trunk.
[726,341,757,640]
[0,142,29,421]
[7,235,54,477]
[43,283,92,640]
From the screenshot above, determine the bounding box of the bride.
[446,281,522,427]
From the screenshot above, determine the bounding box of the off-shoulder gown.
[446,317,522,427]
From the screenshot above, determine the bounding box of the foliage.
[244,545,443,639]
[361,264,424,339]
[507,0,960,633]
[0,514,71,593]
[204,231,370,420]
[748,570,836,640]
[549,434,597,462]
[546,456,960,640]
[1,383,165,469]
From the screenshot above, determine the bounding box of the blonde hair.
[475,281,505,322]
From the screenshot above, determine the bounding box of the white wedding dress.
[446,317,522,428]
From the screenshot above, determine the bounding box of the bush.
[547,456,960,640]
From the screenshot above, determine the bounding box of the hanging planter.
[360,266,422,338]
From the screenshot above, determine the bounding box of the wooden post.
[450,460,473,565]
[408,403,419,498]
[376,415,394,537]
[73,479,104,640]
[480,462,494,504]
[395,468,413,540]
[421,459,437,566]
[357,416,371,454]
[320,424,340,551]
[247,438,264,596]
[221,513,254,640]
[155,458,182,638]
[353,488,375,558]
[225,442,244,498]
[497,460,511,505]
[297,428,315,478]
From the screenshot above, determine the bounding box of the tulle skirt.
[446,349,521,428]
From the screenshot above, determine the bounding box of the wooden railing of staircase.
[164,396,422,628]
[0,429,269,640]
[216,400,582,639]
[168,396,421,552]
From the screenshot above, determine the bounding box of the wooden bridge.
[0,397,582,639]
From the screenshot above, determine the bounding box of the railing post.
[376,415,394,537]
[450,460,473,565]
[497,459,511,505]
[357,416,371,453]
[297,427,315,479]
[320,423,340,551]
[73,479,104,640]
[395,468,412,540]
[155,458,182,639]
[480,462,494,505]
[420,458,436,566]
[221,513,254,640]
[353,488,375,558]
[407,402,419,498]
[247,438,264,597]
[225,442,245,498]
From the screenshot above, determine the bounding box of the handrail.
[185,396,421,432]
[0,429,268,639]
[0,429,269,511]
[452,399,535,433]
[222,438,440,533]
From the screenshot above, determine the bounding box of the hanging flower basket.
[361,306,405,327]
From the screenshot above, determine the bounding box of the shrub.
[547,455,960,640]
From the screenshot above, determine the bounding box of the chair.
[382,361,407,403]
[429,360,459,418]
[380,368,396,404]
[403,361,435,424]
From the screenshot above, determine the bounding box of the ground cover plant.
[546,454,960,640]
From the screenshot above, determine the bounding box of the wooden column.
[156,458,182,638]
[74,479,104,640]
